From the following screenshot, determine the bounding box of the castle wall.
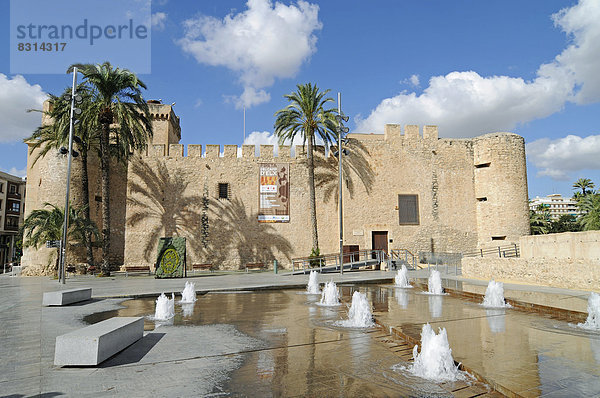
[22,143,128,273]
[122,124,527,270]
[22,101,531,272]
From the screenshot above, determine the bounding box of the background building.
[0,171,26,268]
[22,102,530,273]
[529,194,580,219]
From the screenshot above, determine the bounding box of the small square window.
[218,183,229,200]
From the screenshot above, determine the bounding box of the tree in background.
[530,204,552,235]
[549,214,580,233]
[573,178,595,197]
[22,203,98,275]
[25,86,98,266]
[578,193,600,231]
[68,62,153,276]
[274,83,337,253]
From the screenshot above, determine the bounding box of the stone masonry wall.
[462,257,600,291]
[520,230,600,260]
[22,103,531,273]
[122,125,529,270]
[473,133,530,246]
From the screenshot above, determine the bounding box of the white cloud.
[151,12,167,31]
[552,0,600,104]
[356,71,571,137]
[178,0,322,108]
[1,167,27,178]
[0,74,46,143]
[243,131,279,146]
[410,74,420,87]
[225,87,270,109]
[194,98,203,108]
[356,0,600,137]
[242,130,325,158]
[399,74,420,88]
[527,134,600,180]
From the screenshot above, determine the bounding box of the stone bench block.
[54,317,144,366]
[43,288,92,306]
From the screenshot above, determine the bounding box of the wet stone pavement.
[1,272,599,397]
[83,289,468,397]
[372,282,600,397]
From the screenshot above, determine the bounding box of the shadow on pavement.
[100,332,165,367]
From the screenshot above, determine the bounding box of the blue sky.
[1,0,599,198]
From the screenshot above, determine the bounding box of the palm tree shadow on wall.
[202,197,293,269]
[126,159,203,263]
[314,138,375,206]
[127,159,292,267]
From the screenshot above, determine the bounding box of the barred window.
[218,183,229,200]
[398,194,419,225]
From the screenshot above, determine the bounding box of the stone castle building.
[22,101,530,273]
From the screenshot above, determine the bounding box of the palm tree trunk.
[100,123,111,275]
[80,148,95,267]
[307,138,319,251]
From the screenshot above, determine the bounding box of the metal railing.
[292,249,385,273]
[418,251,463,275]
[389,249,418,269]
[462,243,520,258]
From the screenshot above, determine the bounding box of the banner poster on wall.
[258,163,290,222]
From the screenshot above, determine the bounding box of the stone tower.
[22,100,181,272]
[473,133,530,247]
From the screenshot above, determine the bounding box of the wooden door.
[372,231,388,256]
[343,245,360,264]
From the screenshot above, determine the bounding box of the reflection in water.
[349,332,371,369]
[429,295,443,318]
[81,284,600,397]
[257,350,275,380]
[591,337,600,364]
[181,303,194,318]
[486,309,506,333]
[395,289,409,309]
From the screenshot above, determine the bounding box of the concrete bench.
[43,288,92,306]
[54,317,144,366]
[245,262,266,272]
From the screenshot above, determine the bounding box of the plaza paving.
[0,269,598,397]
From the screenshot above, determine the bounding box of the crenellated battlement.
[142,124,440,162]
[141,143,340,161]
[382,124,438,141]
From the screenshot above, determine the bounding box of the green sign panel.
[155,237,186,278]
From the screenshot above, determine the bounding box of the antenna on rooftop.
[243,106,246,144]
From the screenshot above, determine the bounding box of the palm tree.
[274,83,337,252]
[573,178,595,197]
[25,86,99,266]
[578,193,600,231]
[530,205,552,235]
[22,203,99,274]
[68,62,153,275]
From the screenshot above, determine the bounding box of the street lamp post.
[58,67,81,284]
[336,93,349,275]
